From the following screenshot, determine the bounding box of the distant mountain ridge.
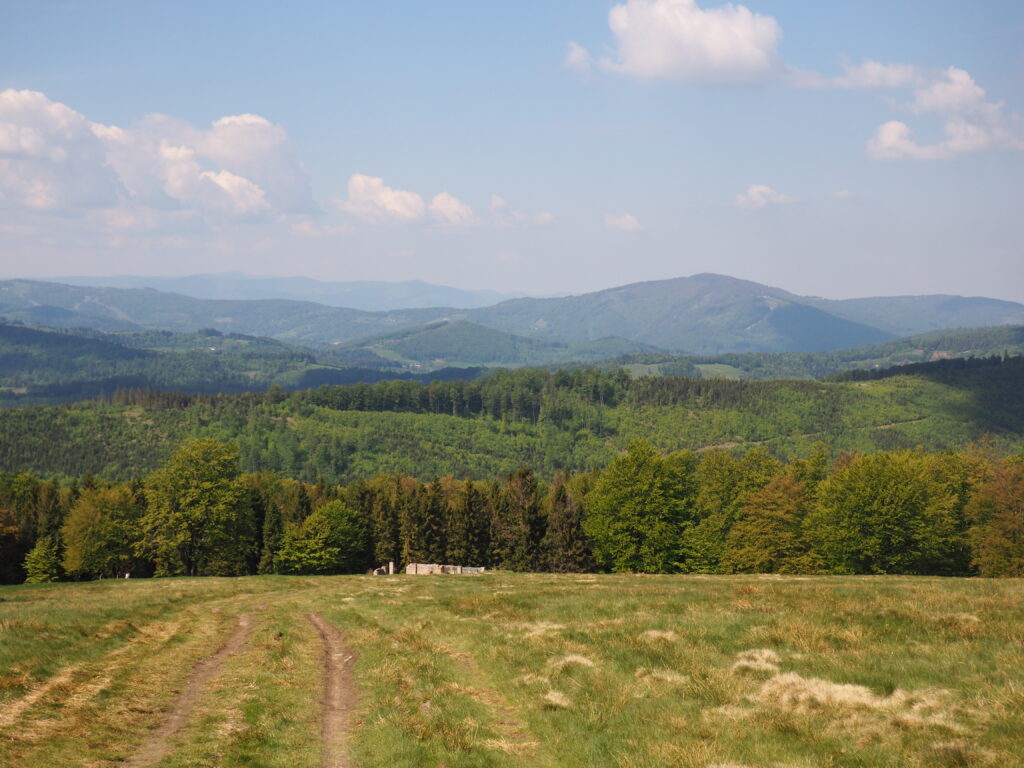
[52,273,519,311]
[3,273,1024,356]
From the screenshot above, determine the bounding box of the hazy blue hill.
[6,274,1024,359]
[0,279,444,344]
[53,273,517,311]
[465,273,892,353]
[803,294,1024,336]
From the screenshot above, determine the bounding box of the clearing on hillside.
[0,574,1022,767]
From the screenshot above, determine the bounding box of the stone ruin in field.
[405,563,486,575]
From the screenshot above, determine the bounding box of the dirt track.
[308,613,357,768]
[124,613,253,768]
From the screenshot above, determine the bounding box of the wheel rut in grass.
[308,612,357,768]
[0,664,82,729]
[124,612,253,768]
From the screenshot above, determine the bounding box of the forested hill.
[6,274,1024,356]
[603,324,1024,380]
[334,319,659,366]
[0,322,485,405]
[5,320,1024,407]
[1,355,1021,484]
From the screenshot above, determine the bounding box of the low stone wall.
[405,563,485,575]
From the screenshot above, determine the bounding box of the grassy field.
[1,574,1022,768]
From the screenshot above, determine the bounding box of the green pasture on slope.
[1,574,1022,767]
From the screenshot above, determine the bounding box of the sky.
[1,0,1022,301]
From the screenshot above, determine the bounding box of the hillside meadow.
[1,573,1022,768]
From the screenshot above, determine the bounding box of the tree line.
[3,437,1022,585]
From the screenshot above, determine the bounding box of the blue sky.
[1,0,1022,300]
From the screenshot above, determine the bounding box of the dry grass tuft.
[482,736,539,755]
[922,739,997,767]
[510,621,566,639]
[636,667,688,686]
[547,654,596,671]
[640,629,678,642]
[520,673,550,686]
[731,648,782,675]
[542,689,571,709]
[753,672,962,731]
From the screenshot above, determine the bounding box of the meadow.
[1,573,1022,768]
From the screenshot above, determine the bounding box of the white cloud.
[429,192,476,227]
[867,67,1024,160]
[289,218,352,238]
[866,121,940,160]
[604,212,643,231]
[0,89,315,221]
[101,112,312,217]
[335,173,426,225]
[564,42,593,74]
[736,184,793,210]
[199,114,314,213]
[912,67,986,113]
[829,59,920,89]
[490,194,553,227]
[199,169,271,217]
[598,0,783,82]
[832,189,851,199]
[0,89,121,211]
[797,60,1024,160]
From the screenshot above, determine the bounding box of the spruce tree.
[541,473,593,572]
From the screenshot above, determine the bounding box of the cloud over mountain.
[0,89,314,220]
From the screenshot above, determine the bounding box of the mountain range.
[3,273,1023,357]
[4,316,1023,406]
[51,273,518,311]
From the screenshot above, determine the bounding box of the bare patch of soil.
[308,613,358,768]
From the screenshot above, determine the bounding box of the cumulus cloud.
[604,213,643,231]
[912,67,987,113]
[828,59,921,89]
[736,184,793,210]
[0,89,315,221]
[429,192,476,227]
[0,89,121,211]
[793,59,1023,160]
[491,194,554,227]
[867,67,1024,160]
[335,173,426,225]
[598,0,783,83]
[570,0,1023,162]
[564,42,593,74]
[198,114,314,213]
